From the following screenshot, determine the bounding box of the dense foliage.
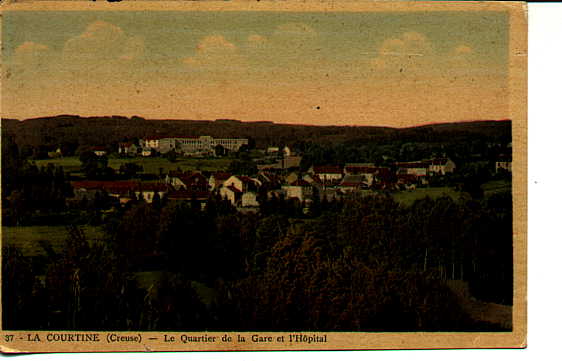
[3,190,512,331]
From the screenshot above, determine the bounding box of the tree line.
[4,190,512,331]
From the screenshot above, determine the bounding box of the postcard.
[0,0,527,353]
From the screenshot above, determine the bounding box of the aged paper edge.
[0,0,527,353]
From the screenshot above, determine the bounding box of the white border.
[10,2,562,360]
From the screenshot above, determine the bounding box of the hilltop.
[1,115,511,149]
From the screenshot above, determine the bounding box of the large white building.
[140,136,248,156]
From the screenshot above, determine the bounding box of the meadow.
[2,225,105,257]
[392,180,511,206]
[34,156,232,176]
[392,187,462,206]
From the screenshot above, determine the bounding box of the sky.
[2,10,510,127]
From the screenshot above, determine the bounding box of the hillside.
[1,115,511,149]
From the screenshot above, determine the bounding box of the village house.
[428,158,456,175]
[396,161,429,177]
[118,142,139,156]
[495,155,512,173]
[70,180,137,202]
[92,146,107,157]
[344,164,379,186]
[282,179,313,202]
[267,146,280,154]
[241,192,260,207]
[222,175,261,193]
[257,171,283,190]
[209,172,232,191]
[282,155,302,169]
[219,175,262,206]
[303,173,322,187]
[309,165,343,184]
[70,180,168,204]
[220,184,242,205]
[338,174,369,193]
[165,171,209,192]
[140,136,161,150]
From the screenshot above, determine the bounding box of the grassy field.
[482,179,512,196]
[393,180,511,206]
[35,156,233,175]
[393,187,462,206]
[2,225,105,257]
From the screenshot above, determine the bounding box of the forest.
[3,188,512,331]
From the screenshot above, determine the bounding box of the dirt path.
[447,280,512,330]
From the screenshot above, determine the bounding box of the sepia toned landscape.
[1,1,525,350]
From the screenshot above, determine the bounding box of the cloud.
[184,35,238,66]
[6,41,54,80]
[442,44,483,75]
[14,41,50,55]
[11,41,51,65]
[183,35,246,78]
[379,32,432,56]
[195,35,236,53]
[63,20,145,64]
[369,35,494,81]
[453,44,473,56]
[371,32,434,75]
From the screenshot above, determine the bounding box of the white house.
[141,137,161,150]
[220,184,242,205]
[222,175,261,193]
[220,175,261,206]
[495,156,512,173]
[118,142,138,156]
[92,146,107,157]
[428,158,456,175]
[309,165,343,183]
[241,192,260,207]
[209,172,232,191]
